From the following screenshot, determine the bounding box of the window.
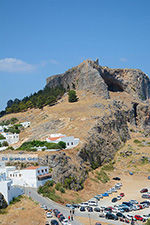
[16,174,17,177]
[41,170,44,173]
[38,170,40,174]
[13,174,14,177]
[19,174,21,177]
[45,169,47,172]
[8,186,10,191]
[10,174,12,177]
[67,143,69,146]
[71,142,73,145]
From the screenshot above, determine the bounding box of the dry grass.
[0,196,45,225]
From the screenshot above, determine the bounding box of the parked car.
[116,212,126,218]
[140,188,148,193]
[99,212,105,217]
[94,207,100,212]
[113,177,121,180]
[105,213,118,220]
[112,198,117,203]
[66,204,71,208]
[117,195,122,200]
[130,200,138,204]
[87,206,93,212]
[102,192,109,197]
[80,207,86,212]
[88,200,98,206]
[142,194,150,199]
[46,212,53,218]
[51,220,59,225]
[95,223,102,225]
[62,219,71,225]
[120,193,125,197]
[80,202,89,207]
[134,215,145,222]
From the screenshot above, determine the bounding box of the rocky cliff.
[46,59,150,101]
[0,193,7,209]
[39,152,87,191]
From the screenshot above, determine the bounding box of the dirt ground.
[0,196,45,225]
[76,216,111,225]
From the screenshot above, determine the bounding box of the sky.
[0,0,150,110]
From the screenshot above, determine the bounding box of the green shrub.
[2,141,9,147]
[55,182,62,191]
[68,90,78,103]
[101,162,114,171]
[96,169,110,183]
[60,187,65,193]
[134,139,141,144]
[0,134,6,140]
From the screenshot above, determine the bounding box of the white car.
[80,202,89,207]
[62,219,71,225]
[46,212,53,218]
[117,195,122,200]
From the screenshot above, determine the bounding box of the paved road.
[24,187,148,225]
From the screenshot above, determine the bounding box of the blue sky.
[0,0,150,110]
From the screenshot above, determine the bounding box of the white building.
[0,162,23,204]
[20,122,30,128]
[1,133,19,145]
[46,133,80,149]
[7,165,52,188]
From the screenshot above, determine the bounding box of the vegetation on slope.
[18,140,66,151]
[0,86,66,117]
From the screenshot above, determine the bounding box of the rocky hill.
[1,59,150,191]
[46,59,150,101]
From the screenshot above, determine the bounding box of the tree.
[58,141,66,149]
[68,90,78,103]
[2,141,9,147]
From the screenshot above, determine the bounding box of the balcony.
[37,173,52,181]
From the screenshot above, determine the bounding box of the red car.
[134,215,144,221]
[120,193,125,197]
[140,188,148,193]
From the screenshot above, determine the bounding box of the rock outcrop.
[79,110,130,168]
[0,193,7,209]
[39,152,87,191]
[46,59,150,101]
